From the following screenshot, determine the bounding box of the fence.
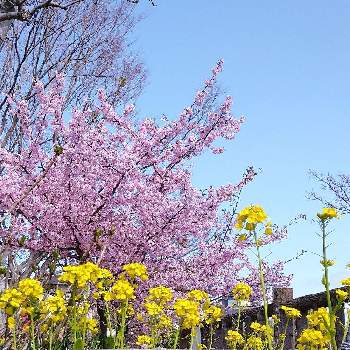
[203,287,350,350]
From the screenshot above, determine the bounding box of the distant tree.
[309,170,350,214]
[0,0,146,151]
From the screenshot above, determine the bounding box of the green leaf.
[104,336,115,349]
[72,338,85,350]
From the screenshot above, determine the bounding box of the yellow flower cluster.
[188,289,209,302]
[246,335,264,350]
[225,330,244,347]
[0,278,43,317]
[144,301,163,317]
[204,305,223,324]
[235,205,268,231]
[0,288,25,312]
[297,329,330,350]
[281,305,301,318]
[157,314,173,330]
[122,263,148,281]
[250,321,273,338]
[306,307,330,333]
[341,277,350,286]
[58,262,112,288]
[40,290,67,323]
[174,298,200,329]
[317,207,339,220]
[104,278,135,301]
[320,259,335,267]
[146,286,173,305]
[296,307,331,349]
[18,278,44,300]
[136,334,153,347]
[140,285,175,344]
[336,289,348,301]
[77,317,99,334]
[7,316,16,330]
[232,282,252,302]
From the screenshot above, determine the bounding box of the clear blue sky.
[132,0,350,297]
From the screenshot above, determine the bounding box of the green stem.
[321,220,337,350]
[253,230,272,350]
[279,318,289,350]
[189,327,195,350]
[104,301,113,338]
[173,327,180,350]
[72,284,77,343]
[49,325,53,350]
[208,324,214,350]
[115,300,128,349]
[30,313,36,350]
[150,320,158,349]
[12,324,17,350]
[236,303,242,331]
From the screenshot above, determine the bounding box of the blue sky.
[132,0,350,297]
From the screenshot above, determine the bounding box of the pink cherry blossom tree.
[0,61,290,298]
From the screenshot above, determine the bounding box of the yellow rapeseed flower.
[246,335,264,350]
[174,298,200,329]
[7,316,16,330]
[317,208,339,220]
[232,282,252,302]
[238,234,247,241]
[136,335,153,348]
[341,278,350,287]
[157,314,173,330]
[0,288,24,310]
[18,278,43,300]
[122,263,148,281]
[146,286,173,305]
[281,305,301,318]
[188,289,209,302]
[58,262,113,289]
[306,308,330,333]
[272,314,280,324]
[297,328,330,349]
[250,322,273,338]
[235,205,268,231]
[110,278,135,301]
[264,221,273,235]
[320,259,335,267]
[204,305,223,324]
[336,289,348,301]
[144,301,163,317]
[40,289,67,323]
[78,317,98,334]
[225,330,244,348]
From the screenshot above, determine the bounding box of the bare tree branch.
[0,0,146,150]
[308,170,350,214]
